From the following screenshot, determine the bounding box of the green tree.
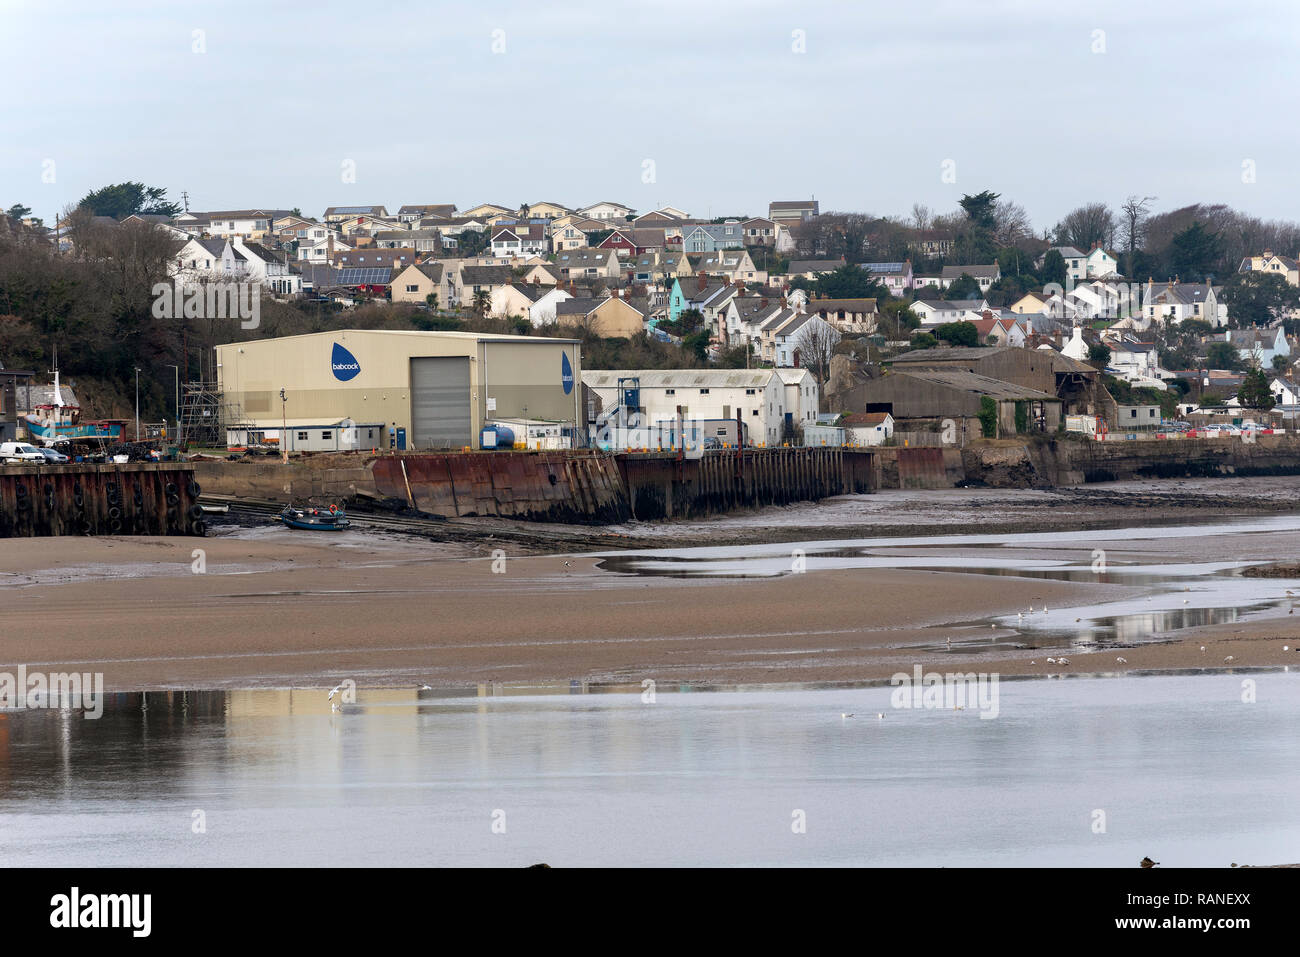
[944,273,981,300]
[977,395,997,437]
[425,292,439,312]
[5,203,32,220]
[470,290,491,320]
[1221,272,1300,327]
[1167,221,1224,282]
[910,331,939,349]
[682,329,710,361]
[1088,343,1112,365]
[1237,369,1276,410]
[1273,354,1291,374]
[1205,341,1242,370]
[933,320,979,347]
[1039,249,1067,288]
[954,190,1000,262]
[814,263,889,300]
[78,182,181,219]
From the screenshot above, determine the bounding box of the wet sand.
[3,512,1300,690]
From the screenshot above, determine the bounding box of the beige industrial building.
[215,329,582,451]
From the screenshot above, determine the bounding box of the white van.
[0,442,47,463]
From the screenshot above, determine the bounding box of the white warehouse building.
[582,368,820,447]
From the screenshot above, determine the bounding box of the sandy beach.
[4,480,1300,691]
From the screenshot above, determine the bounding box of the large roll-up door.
[409,356,471,449]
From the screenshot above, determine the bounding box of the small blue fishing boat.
[279,504,351,531]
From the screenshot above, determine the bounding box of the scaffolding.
[178,380,250,448]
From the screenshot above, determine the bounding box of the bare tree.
[794,319,840,386]
[1053,202,1118,251]
[1119,195,1156,278]
[910,203,933,231]
[992,200,1033,248]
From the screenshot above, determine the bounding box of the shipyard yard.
[4,477,1300,690]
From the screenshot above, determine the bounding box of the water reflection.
[1,676,1297,867]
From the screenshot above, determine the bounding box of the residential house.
[768,200,819,227]
[1037,246,1088,282]
[519,201,570,220]
[490,225,548,258]
[786,258,845,280]
[971,313,1028,348]
[1143,280,1227,326]
[391,262,445,306]
[803,297,878,335]
[333,247,418,271]
[397,204,456,223]
[681,222,746,252]
[553,248,621,281]
[323,205,390,223]
[297,233,352,263]
[461,203,513,220]
[776,367,821,431]
[233,239,301,296]
[173,209,289,241]
[1228,326,1289,368]
[1009,291,1052,314]
[459,265,515,309]
[841,412,894,446]
[741,217,780,246]
[373,229,442,252]
[494,282,572,323]
[769,312,841,369]
[518,262,563,286]
[551,218,602,252]
[862,261,913,297]
[688,249,765,285]
[1085,245,1121,279]
[939,263,1001,292]
[1270,377,1300,405]
[1239,250,1300,287]
[575,201,635,222]
[633,207,690,224]
[555,295,645,337]
[910,298,989,327]
[909,229,955,258]
[598,227,666,258]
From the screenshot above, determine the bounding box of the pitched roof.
[889,368,1059,401]
[460,265,514,286]
[806,298,878,314]
[941,264,999,280]
[788,259,843,274]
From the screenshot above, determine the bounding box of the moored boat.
[279,504,351,531]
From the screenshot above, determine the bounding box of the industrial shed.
[215,329,582,451]
[859,368,1062,438]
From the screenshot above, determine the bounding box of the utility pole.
[165,364,179,445]
[134,367,141,441]
[279,388,288,463]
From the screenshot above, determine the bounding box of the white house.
[1038,246,1088,282]
[771,313,840,368]
[1143,280,1227,326]
[575,201,636,222]
[1228,326,1290,368]
[842,412,894,446]
[912,298,988,327]
[232,238,301,296]
[1085,246,1121,279]
[775,367,820,431]
[582,368,790,447]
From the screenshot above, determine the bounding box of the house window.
[321,431,333,439]
[665,389,675,395]
[745,388,756,395]
[297,432,308,441]
[406,285,418,293]
[751,409,759,416]
[699,388,710,395]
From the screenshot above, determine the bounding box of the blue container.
[480,424,516,449]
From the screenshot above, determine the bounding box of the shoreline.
[4,487,1300,691]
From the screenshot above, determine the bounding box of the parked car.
[35,447,70,463]
[0,441,48,463]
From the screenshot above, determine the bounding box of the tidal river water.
[1,674,1297,867]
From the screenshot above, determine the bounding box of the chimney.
[697,272,707,292]
[760,297,769,308]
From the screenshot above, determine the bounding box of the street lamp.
[134,367,141,441]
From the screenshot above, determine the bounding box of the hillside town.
[2,189,1298,452]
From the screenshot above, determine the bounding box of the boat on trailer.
[279,504,351,531]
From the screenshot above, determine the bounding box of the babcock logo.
[331,343,361,381]
[561,352,574,394]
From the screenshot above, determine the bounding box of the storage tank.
[480,424,516,449]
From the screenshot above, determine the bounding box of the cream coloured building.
[216,329,582,451]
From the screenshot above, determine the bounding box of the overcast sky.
[4,0,1297,230]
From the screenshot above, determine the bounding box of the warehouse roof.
[886,368,1059,401]
[215,329,580,346]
